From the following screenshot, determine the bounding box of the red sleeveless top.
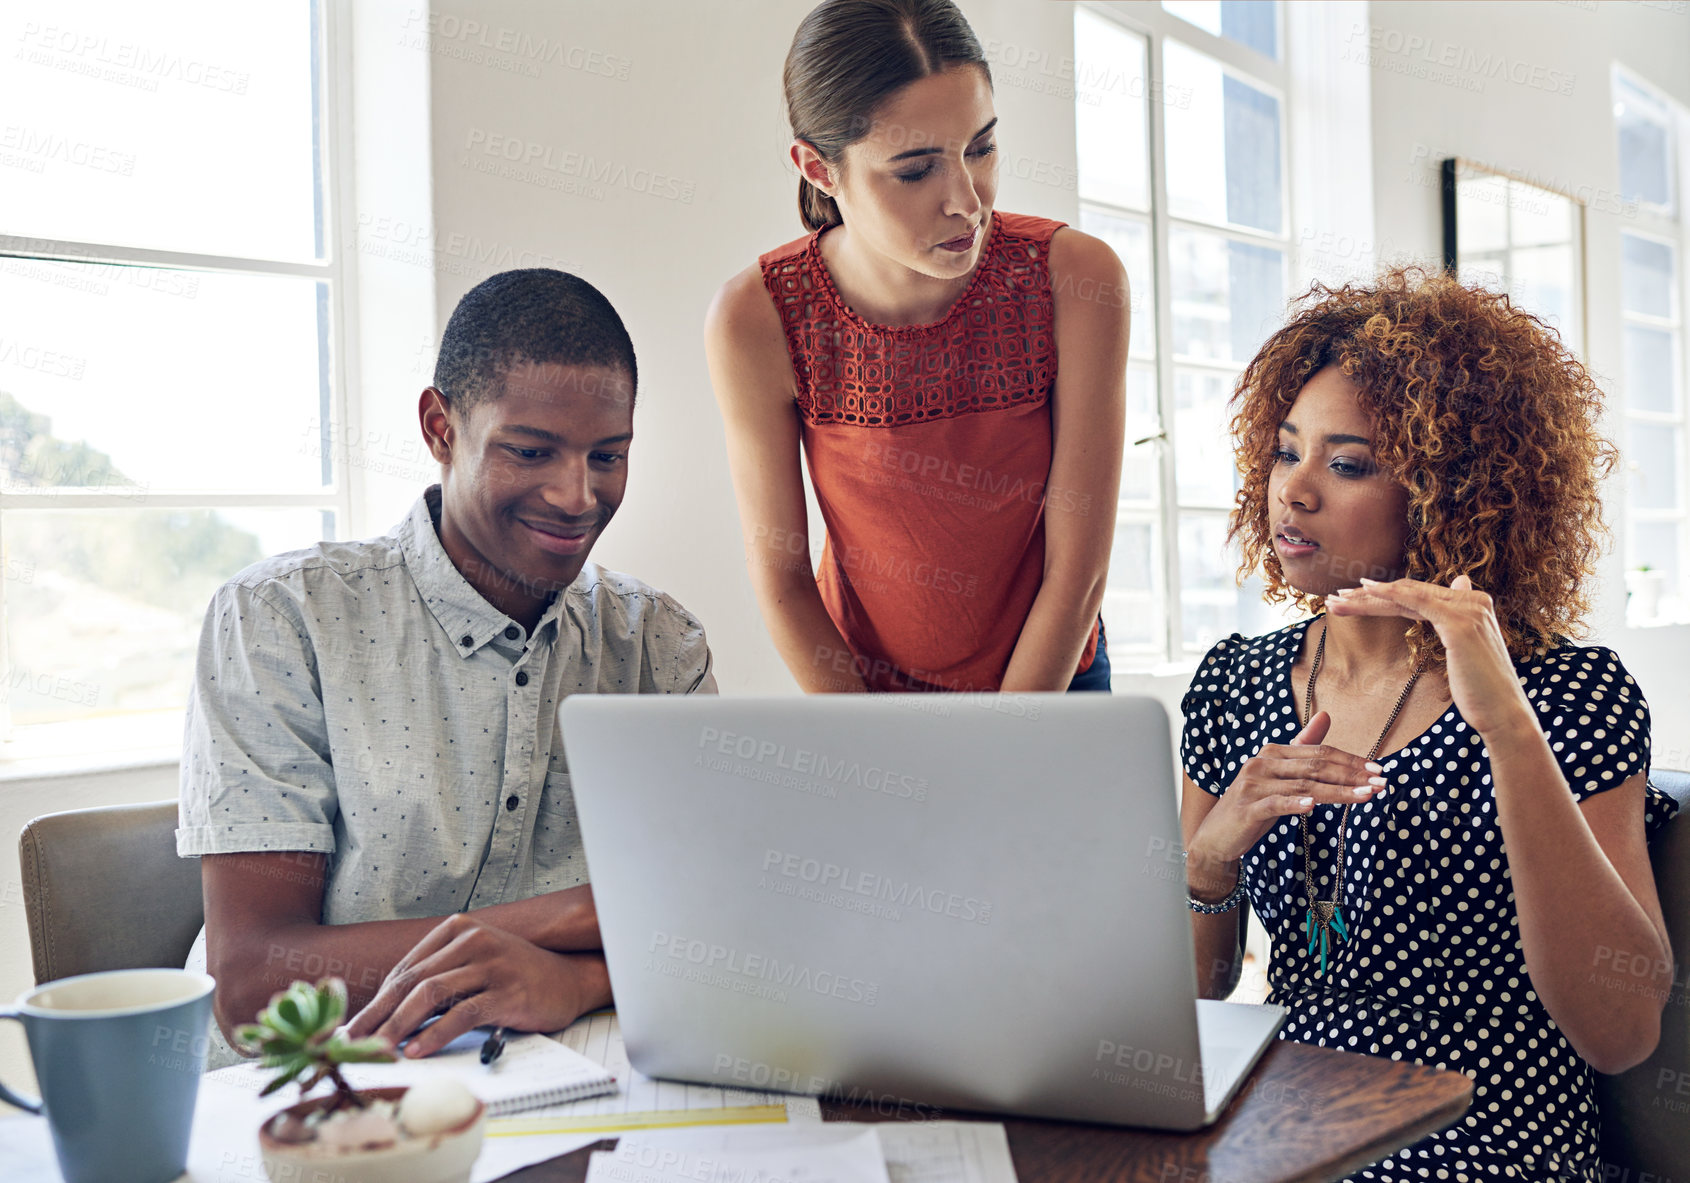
[759,210,1100,692]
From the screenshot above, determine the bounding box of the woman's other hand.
[1188,711,1384,880]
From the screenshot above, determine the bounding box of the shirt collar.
[397,485,564,658]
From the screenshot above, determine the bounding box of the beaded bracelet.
[1183,851,1247,913]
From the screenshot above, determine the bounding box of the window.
[1075,2,1292,664]
[1614,70,1688,625]
[1448,162,1583,355]
[0,1,350,759]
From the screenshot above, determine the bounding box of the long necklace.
[1299,620,1424,976]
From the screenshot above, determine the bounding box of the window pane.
[1162,0,1279,59]
[1178,512,1285,650]
[1111,521,1155,592]
[1122,364,1160,502]
[1170,227,1286,364]
[2,507,334,724]
[1102,516,1160,649]
[1630,521,1680,596]
[1174,369,1235,506]
[1454,174,1509,254]
[1622,234,1676,320]
[1508,245,1577,343]
[1454,169,1580,345]
[1079,208,1154,358]
[1624,325,1680,415]
[1179,510,1230,615]
[1506,182,1572,248]
[0,262,333,492]
[1615,76,1675,213]
[1628,423,1681,510]
[1179,511,1236,649]
[0,0,321,261]
[1237,576,1292,638]
[1164,41,1282,234]
[1075,10,1150,213]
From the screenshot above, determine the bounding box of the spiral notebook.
[336,1031,619,1117]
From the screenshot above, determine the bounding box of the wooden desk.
[500,1040,1473,1183]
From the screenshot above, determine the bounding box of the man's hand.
[343,913,612,1058]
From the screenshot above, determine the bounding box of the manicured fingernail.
[1365,762,1383,773]
[1360,576,1380,584]
[1352,785,1373,797]
[1297,796,1313,807]
[1369,776,1387,786]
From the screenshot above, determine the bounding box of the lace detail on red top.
[759,211,1061,427]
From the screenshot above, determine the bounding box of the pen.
[479,1026,507,1066]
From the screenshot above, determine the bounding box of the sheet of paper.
[860,1122,1018,1183]
[587,1126,890,1183]
[612,1122,1019,1183]
[0,1114,58,1183]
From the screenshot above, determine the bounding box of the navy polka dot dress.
[1181,618,1677,1181]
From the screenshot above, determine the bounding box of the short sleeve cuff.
[176,822,336,858]
[1527,645,1652,803]
[1181,634,1243,798]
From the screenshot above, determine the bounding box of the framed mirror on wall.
[1440,157,1588,358]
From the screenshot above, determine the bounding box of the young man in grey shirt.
[178,270,714,1059]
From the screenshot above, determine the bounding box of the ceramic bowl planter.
[258,1084,487,1183]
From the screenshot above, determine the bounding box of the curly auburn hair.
[1228,265,1616,664]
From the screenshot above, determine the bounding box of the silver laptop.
[561,693,1285,1130]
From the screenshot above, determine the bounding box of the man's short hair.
[432,269,637,414]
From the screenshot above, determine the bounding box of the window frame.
[1078,1,1293,664]
[0,0,358,757]
[1614,65,1690,626]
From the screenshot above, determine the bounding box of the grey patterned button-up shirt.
[177,486,716,924]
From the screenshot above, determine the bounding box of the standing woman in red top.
[707,0,1128,694]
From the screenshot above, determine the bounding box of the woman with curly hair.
[1180,266,1677,1180]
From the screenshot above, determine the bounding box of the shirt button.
[515,671,529,686]
[460,634,473,647]
[505,795,519,811]
[504,625,520,640]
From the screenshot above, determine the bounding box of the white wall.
[1364,0,1690,756]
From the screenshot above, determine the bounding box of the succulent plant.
[233,978,396,1112]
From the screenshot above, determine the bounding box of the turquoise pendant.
[1304,904,1348,975]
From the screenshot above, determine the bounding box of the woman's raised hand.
[1191,711,1386,870]
[1328,575,1536,742]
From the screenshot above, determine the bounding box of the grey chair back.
[18,800,203,985]
[1596,768,1690,1178]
